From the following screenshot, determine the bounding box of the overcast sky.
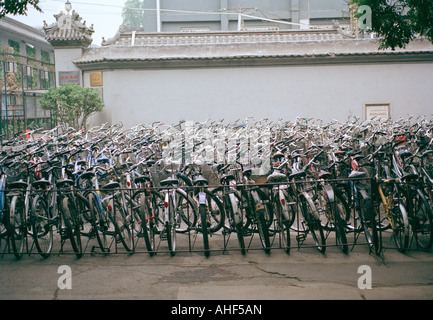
[9,0,126,46]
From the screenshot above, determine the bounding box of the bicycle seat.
[8,180,28,189]
[266,171,287,182]
[399,150,412,159]
[318,170,333,179]
[101,181,121,190]
[242,168,253,176]
[422,150,433,157]
[160,177,178,187]
[56,178,75,188]
[134,175,150,183]
[76,160,87,166]
[145,160,156,167]
[348,170,366,179]
[193,175,208,186]
[288,170,306,180]
[32,179,51,189]
[401,172,418,181]
[80,171,95,180]
[220,173,236,183]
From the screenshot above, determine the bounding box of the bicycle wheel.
[194,189,225,234]
[174,189,198,233]
[332,198,349,254]
[225,193,246,255]
[409,189,433,249]
[298,193,326,253]
[320,190,348,254]
[108,196,134,252]
[133,191,156,255]
[31,195,53,258]
[358,195,381,255]
[166,194,176,256]
[62,197,83,258]
[255,207,271,254]
[8,195,26,259]
[200,202,210,257]
[88,192,110,252]
[391,202,410,253]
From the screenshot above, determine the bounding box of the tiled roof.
[74,29,433,67]
[109,30,347,47]
[0,16,50,46]
[45,28,92,43]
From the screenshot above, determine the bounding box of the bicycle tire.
[391,203,410,253]
[224,193,246,255]
[332,198,349,254]
[133,191,156,255]
[174,189,198,233]
[8,195,26,259]
[166,194,176,256]
[194,189,225,234]
[200,203,210,257]
[255,208,271,254]
[409,189,433,249]
[359,196,381,255]
[320,189,348,254]
[88,192,109,252]
[274,191,291,254]
[31,195,53,258]
[298,193,326,253]
[62,197,83,258]
[109,196,134,252]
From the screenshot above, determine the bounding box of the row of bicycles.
[0,115,432,259]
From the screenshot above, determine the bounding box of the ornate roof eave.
[43,9,94,48]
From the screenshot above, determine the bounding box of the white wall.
[55,48,83,86]
[87,61,433,128]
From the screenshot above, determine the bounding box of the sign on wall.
[365,104,390,121]
[59,71,80,85]
[90,71,103,87]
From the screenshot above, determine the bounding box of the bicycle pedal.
[243,229,252,236]
[222,227,231,235]
[296,233,307,243]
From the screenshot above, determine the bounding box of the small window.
[41,50,51,63]
[8,40,20,53]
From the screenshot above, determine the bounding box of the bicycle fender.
[279,189,290,221]
[398,203,410,237]
[323,184,335,202]
[229,193,241,224]
[302,192,320,220]
[359,189,370,201]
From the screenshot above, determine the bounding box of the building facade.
[135,0,350,33]
[0,17,55,138]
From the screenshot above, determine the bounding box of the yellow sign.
[90,71,103,87]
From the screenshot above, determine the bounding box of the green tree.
[40,85,104,130]
[122,0,144,28]
[350,0,433,50]
[0,0,42,18]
